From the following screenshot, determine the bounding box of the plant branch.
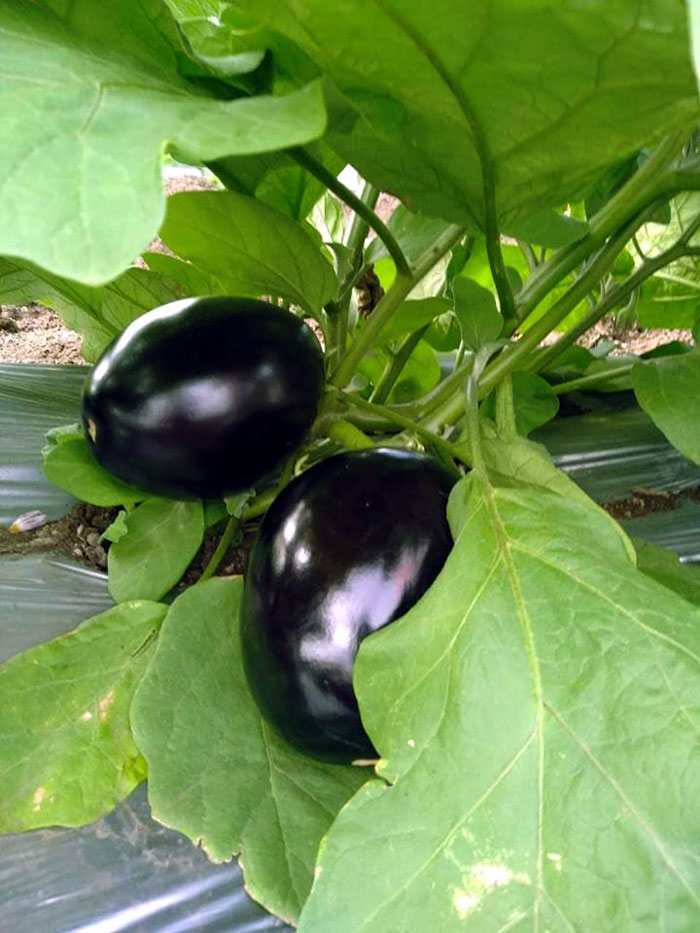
[514,133,687,319]
[550,365,635,396]
[330,224,465,387]
[291,148,410,277]
[478,213,642,397]
[369,324,429,404]
[533,221,700,374]
[198,517,238,583]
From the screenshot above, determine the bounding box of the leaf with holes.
[299,471,700,931]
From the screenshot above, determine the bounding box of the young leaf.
[366,205,456,264]
[502,208,588,249]
[358,342,441,404]
[299,473,700,931]
[43,431,146,507]
[108,499,204,603]
[633,538,700,607]
[452,277,503,350]
[101,510,129,545]
[160,191,336,315]
[130,578,366,924]
[632,351,700,464]
[0,1,326,285]
[0,600,166,832]
[243,1,699,230]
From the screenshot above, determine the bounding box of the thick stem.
[291,148,410,277]
[514,133,686,319]
[324,418,374,450]
[331,224,465,387]
[478,214,641,397]
[533,240,700,374]
[369,324,430,404]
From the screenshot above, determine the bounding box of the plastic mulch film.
[0,363,86,526]
[1,364,700,933]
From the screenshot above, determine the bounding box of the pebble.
[86,532,100,546]
[76,524,84,536]
[72,547,83,559]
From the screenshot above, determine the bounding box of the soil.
[0,500,259,582]
[601,486,684,521]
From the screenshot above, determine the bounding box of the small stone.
[76,524,84,536]
[72,547,83,559]
[94,546,107,568]
[86,532,100,546]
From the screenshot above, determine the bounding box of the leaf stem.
[369,324,430,404]
[514,133,686,319]
[198,517,238,583]
[550,364,635,395]
[291,148,410,277]
[478,214,642,397]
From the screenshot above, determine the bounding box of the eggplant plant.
[2,1,700,930]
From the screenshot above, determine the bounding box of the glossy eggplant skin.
[81,297,324,499]
[241,448,455,763]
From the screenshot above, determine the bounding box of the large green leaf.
[160,191,336,314]
[0,600,166,832]
[632,350,700,464]
[633,538,700,607]
[299,472,700,931]
[636,273,700,330]
[243,1,699,230]
[107,499,204,603]
[130,578,366,924]
[0,0,326,285]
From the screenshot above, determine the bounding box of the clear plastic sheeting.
[622,499,700,565]
[0,363,86,525]
[533,406,700,502]
[0,554,289,933]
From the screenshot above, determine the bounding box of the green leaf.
[130,578,366,923]
[141,252,223,298]
[453,277,503,350]
[633,538,700,607]
[101,510,129,545]
[160,191,336,314]
[42,431,146,507]
[108,499,204,603]
[0,600,166,832]
[299,472,700,931]
[632,351,700,464]
[379,297,452,344]
[503,208,588,249]
[243,2,699,231]
[636,274,700,330]
[687,0,700,94]
[0,0,326,285]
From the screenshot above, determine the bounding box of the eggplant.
[81,296,325,499]
[241,448,455,763]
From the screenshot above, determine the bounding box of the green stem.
[514,133,686,319]
[324,418,374,450]
[369,324,429,404]
[198,517,238,583]
[331,388,471,467]
[418,389,466,433]
[291,148,410,277]
[331,224,465,387]
[533,236,700,374]
[479,214,641,397]
[550,365,635,396]
[495,375,517,437]
[465,372,486,475]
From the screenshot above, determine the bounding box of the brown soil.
[1,500,258,582]
[601,486,684,521]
